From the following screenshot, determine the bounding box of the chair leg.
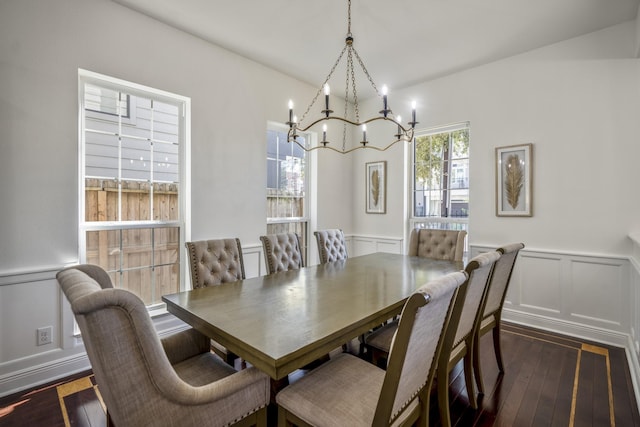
[463,350,477,409]
[277,406,290,427]
[437,366,451,427]
[472,333,485,396]
[493,322,505,372]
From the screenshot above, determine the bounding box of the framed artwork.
[366,161,386,214]
[496,143,533,217]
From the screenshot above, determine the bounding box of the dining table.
[162,252,463,383]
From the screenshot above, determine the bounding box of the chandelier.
[286,0,417,154]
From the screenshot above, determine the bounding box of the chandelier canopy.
[286,0,417,154]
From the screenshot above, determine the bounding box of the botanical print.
[496,144,532,217]
[505,153,524,209]
[371,169,380,206]
[366,161,386,214]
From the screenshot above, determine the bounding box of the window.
[79,70,189,309]
[266,123,309,258]
[411,123,469,233]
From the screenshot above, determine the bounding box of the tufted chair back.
[185,238,245,288]
[314,229,348,264]
[260,233,305,274]
[408,228,467,261]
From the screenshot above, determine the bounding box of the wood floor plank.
[495,335,542,425]
[550,343,576,426]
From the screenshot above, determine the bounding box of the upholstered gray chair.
[276,270,468,427]
[186,238,246,365]
[186,238,246,287]
[473,243,524,394]
[56,264,269,427]
[408,228,467,261]
[314,229,348,264]
[365,251,500,427]
[260,233,304,274]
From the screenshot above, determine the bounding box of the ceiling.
[113,0,639,97]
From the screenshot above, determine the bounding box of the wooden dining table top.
[162,252,462,380]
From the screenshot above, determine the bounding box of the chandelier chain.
[298,45,347,125]
[347,0,352,36]
[352,48,380,100]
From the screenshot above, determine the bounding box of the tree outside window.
[413,127,469,218]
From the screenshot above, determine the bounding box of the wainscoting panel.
[516,252,563,314]
[0,268,63,363]
[471,245,630,347]
[569,258,626,327]
[241,244,263,278]
[351,235,402,257]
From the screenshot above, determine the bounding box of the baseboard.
[503,309,629,347]
[0,353,90,398]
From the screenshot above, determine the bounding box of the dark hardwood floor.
[1,323,638,426]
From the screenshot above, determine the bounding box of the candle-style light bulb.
[288,100,294,124]
[322,124,327,143]
[396,115,402,137]
[293,115,298,124]
[382,85,388,116]
[324,84,330,116]
[362,124,367,142]
[411,100,417,127]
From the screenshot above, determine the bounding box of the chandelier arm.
[294,115,413,133]
[290,137,410,154]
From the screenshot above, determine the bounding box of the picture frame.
[366,161,386,214]
[496,143,533,217]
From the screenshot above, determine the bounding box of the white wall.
[0,0,353,395]
[355,21,640,256]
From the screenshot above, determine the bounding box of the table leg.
[268,377,289,426]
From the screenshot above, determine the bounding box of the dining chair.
[276,270,468,427]
[472,242,524,394]
[185,238,246,286]
[185,238,245,365]
[260,233,305,274]
[314,228,358,353]
[314,229,348,264]
[408,228,467,261]
[56,264,270,427]
[365,251,500,427]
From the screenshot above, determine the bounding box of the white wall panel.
[517,253,562,314]
[242,245,263,279]
[351,236,402,257]
[473,244,630,346]
[0,269,61,363]
[570,259,625,327]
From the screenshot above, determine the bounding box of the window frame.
[78,69,191,315]
[266,121,312,261]
[409,122,470,246]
